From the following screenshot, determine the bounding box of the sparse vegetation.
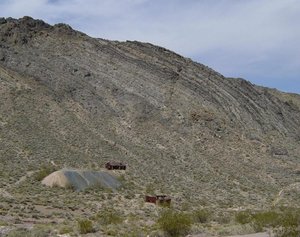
[34,165,56,181]
[5,228,31,237]
[58,225,73,235]
[77,219,94,234]
[234,208,300,236]
[193,208,210,223]
[95,208,124,225]
[235,210,253,225]
[157,209,192,237]
[5,227,52,237]
[252,210,280,231]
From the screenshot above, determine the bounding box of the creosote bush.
[59,225,73,235]
[95,208,124,225]
[235,210,253,225]
[193,209,210,223]
[234,208,300,236]
[5,227,51,237]
[252,211,280,230]
[157,209,192,237]
[5,228,31,237]
[77,219,94,234]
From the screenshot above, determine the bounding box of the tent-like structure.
[42,169,121,191]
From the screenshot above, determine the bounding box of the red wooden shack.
[105,161,126,170]
[145,195,157,204]
[145,195,171,206]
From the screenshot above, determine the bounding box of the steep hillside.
[0,16,299,235]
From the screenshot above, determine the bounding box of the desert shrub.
[145,183,155,195]
[34,165,56,181]
[237,208,300,235]
[193,209,210,223]
[235,211,280,231]
[157,209,192,237]
[28,228,51,237]
[122,227,145,237]
[117,174,126,182]
[275,208,300,237]
[95,208,123,225]
[59,225,73,235]
[275,227,300,237]
[0,219,8,226]
[5,228,31,237]
[214,211,232,224]
[280,208,300,228]
[235,210,253,224]
[77,219,94,234]
[252,211,280,231]
[5,227,51,237]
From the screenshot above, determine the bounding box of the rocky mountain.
[0,16,299,235]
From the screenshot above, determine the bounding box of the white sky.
[0,0,299,93]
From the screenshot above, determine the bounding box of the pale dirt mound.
[41,169,121,191]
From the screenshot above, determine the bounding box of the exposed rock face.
[0,16,300,206]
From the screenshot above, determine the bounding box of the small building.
[105,161,126,170]
[145,195,157,204]
[145,195,171,206]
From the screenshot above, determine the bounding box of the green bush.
[235,210,253,224]
[157,209,192,237]
[280,209,300,228]
[236,208,300,235]
[34,165,56,181]
[276,208,300,237]
[215,212,232,224]
[145,183,155,195]
[95,208,123,225]
[5,227,51,237]
[193,209,210,223]
[77,219,94,234]
[275,227,300,237]
[59,225,73,235]
[5,228,31,237]
[252,211,280,230]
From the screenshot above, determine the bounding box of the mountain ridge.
[0,16,299,234]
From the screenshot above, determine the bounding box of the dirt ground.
[226,232,270,237]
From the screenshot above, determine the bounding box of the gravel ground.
[187,232,270,237]
[226,232,270,237]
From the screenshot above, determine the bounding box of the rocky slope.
[0,16,300,229]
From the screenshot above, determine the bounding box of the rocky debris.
[0,16,50,45]
[84,72,91,77]
[0,16,85,46]
[270,146,289,156]
[0,17,7,25]
[53,23,77,35]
